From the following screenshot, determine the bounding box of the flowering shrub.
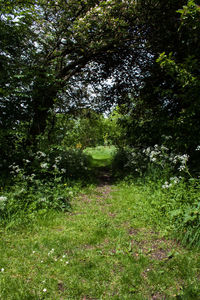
[0,180,81,225]
[162,176,181,189]
[34,147,90,180]
[112,144,192,180]
[8,146,91,183]
[0,146,92,226]
[113,144,200,247]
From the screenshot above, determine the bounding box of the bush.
[0,145,92,226]
[115,144,200,247]
[112,144,191,180]
[151,177,200,247]
[0,180,81,226]
[8,146,91,183]
[169,178,200,247]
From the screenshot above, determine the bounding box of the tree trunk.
[26,83,58,147]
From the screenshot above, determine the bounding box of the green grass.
[84,146,116,168]
[0,182,200,299]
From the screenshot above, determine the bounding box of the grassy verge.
[0,181,200,299]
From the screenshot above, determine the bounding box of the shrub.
[112,144,190,180]
[0,145,91,226]
[8,146,91,183]
[115,144,200,247]
[0,180,80,226]
[169,178,200,247]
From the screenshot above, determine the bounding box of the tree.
[0,0,37,164]
[2,0,199,169]
[1,0,141,147]
[156,0,200,165]
[45,109,106,149]
[116,1,200,163]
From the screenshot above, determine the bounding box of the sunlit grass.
[84,145,116,168]
[0,181,200,299]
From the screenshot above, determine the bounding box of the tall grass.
[112,144,200,248]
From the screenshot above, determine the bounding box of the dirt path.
[70,173,200,299]
[1,173,199,299]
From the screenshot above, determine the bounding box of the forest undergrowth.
[0,146,200,299]
[0,173,200,299]
[1,1,200,298]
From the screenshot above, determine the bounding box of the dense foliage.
[1,0,200,158]
[117,0,200,169]
[0,0,137,147]
[1,0,200,249]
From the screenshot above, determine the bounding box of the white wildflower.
[0,196,7,202]
[15,167,20,173]
[48,248,54,256]
[164,135,172,140]
[150,157,157,162]
[196,145,200,151]
[179,154,189,164]
[172,155,178,164]
[161,145,168,151]
[149,150,160,159]
[55,156,61,163]
[174,177,179,183]
[36,151,46,157]
[170,177,180,184]
[40,163,48,169]
[162,180,173,189]
[162,181,169,189]
[178,165,185,171]
[146,147,151,154]
[1,268,4,272]
[43,288,47,292]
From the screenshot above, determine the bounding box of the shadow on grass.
[84,146,117,184]
[89,157,112,168]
